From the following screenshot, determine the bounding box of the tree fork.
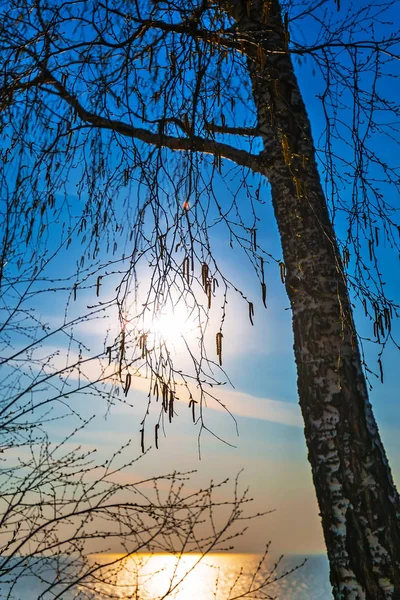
[232,0,400,597]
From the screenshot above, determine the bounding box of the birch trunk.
[231,0,400,596]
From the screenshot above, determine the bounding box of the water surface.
[2,553,333,599]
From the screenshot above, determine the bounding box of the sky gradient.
[34,183,400,556]
[3,0,400,560]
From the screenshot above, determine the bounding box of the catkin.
[162,384,168,412]
[216,331,223,366]
[202,263,209,291]
[261,282,267,308]
[248,302,254,326]
[281,134,291,165]
[207,282,212,309]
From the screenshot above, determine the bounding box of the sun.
[146,302,196,348]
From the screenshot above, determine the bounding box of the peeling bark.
[231,0,400,597]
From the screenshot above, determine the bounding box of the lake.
[1,554,333,599]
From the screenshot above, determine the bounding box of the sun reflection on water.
[87,552,331,600]
[89,553,256,600]
[124,554,214,599]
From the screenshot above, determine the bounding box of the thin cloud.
[22,343,302,429]
[211,388,302,428]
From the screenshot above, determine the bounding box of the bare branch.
[40,68,263,173]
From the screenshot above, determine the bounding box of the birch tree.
[1,0,400,597]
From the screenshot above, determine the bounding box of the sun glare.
[88,553,261,599]
[145,302,197,348]
[100,554,222,599]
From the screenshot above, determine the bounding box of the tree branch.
[40,68,263,173]
[205,121,260,136]
[98,3,252,55]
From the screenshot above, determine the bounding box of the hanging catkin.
[162,383,169,413]
[182,256,190,285]
[248,302,254,326]
[261,282,267,308]
[201,263,209,291]
[206,281,212,309]
[216,331,223,366]
[169,391,174,423]
[124,372,132,397]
